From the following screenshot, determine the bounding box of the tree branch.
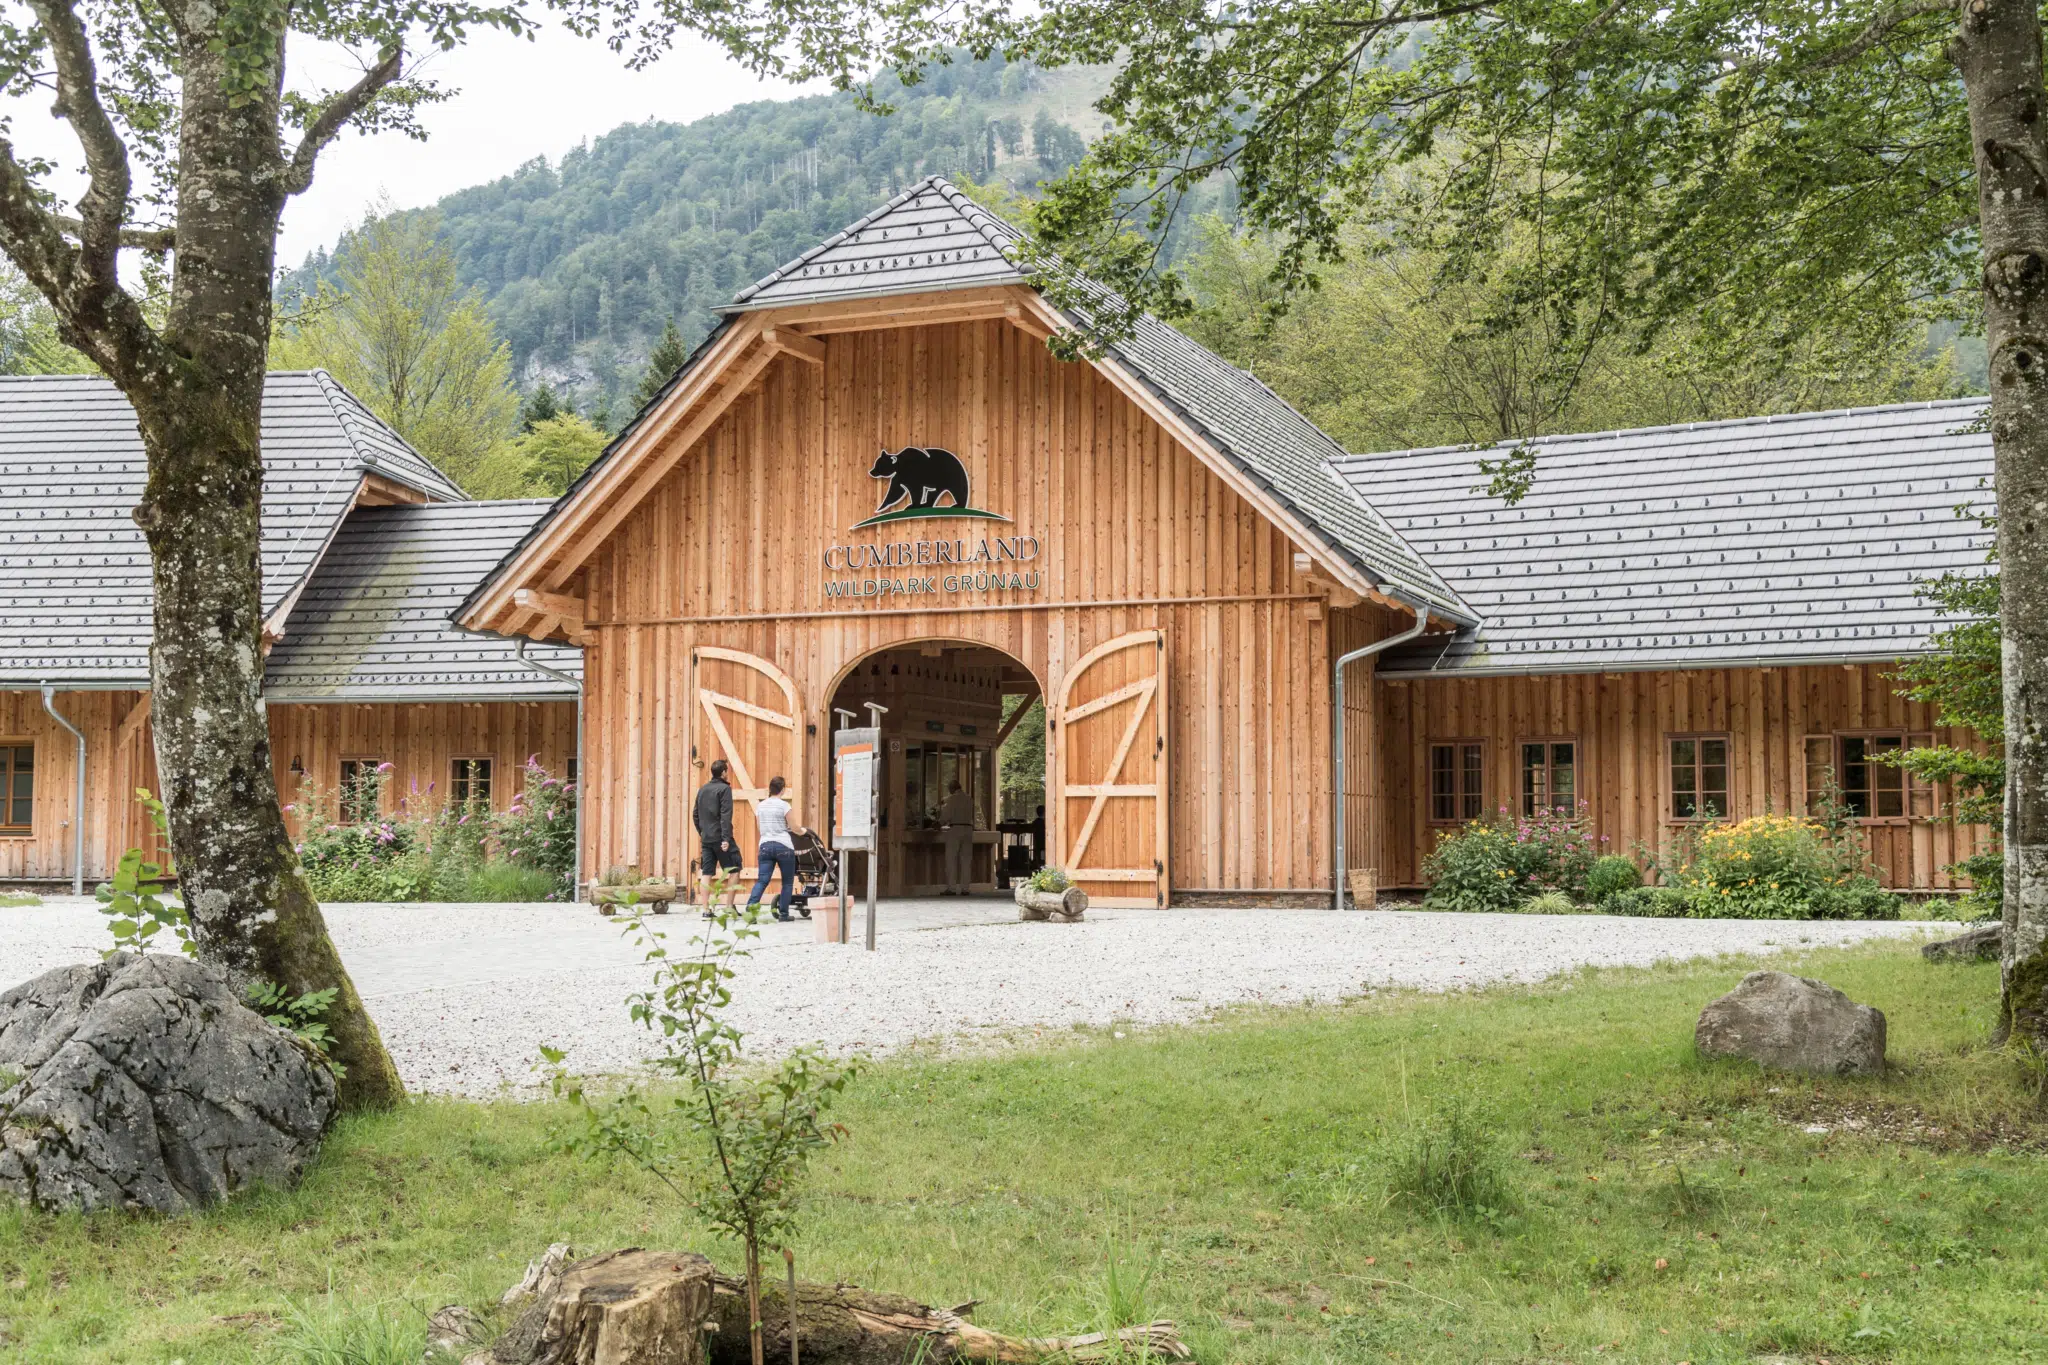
[0,135,161,381]
[1806,0,1953,70]
[281,45,403,197]
[27,0,133,290]
[51,213,176,252]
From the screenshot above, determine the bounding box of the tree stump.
[705,1273,1184,1365]
[1014,887,1087,922]
[489,1249,715,1365]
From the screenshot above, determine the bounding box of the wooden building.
[1,372,579,887]
[458,178,1997,904]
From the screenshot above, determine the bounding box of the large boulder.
[1695,970,1887,1077]
[0,952,337,1214]
[1922,924,2002,963]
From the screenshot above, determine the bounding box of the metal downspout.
[1332,594,1430,910]
[40,684,86,896]
[516,642,585,902]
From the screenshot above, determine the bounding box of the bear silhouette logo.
[853,446,1010,529]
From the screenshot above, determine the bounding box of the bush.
[1026,866,1072,893]
[1586,854,1641,903]
[1379,1091,1517,1217]
[1608,886,1691,918]
[291,758,579,903]
[1518,890,1581,915]
[1653,813,1901,920]
[1422,802,1602,910]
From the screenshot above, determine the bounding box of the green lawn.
[4,943,2044,1364]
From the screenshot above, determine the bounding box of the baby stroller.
[788,829,839,919]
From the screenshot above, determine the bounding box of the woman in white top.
[747,775,807,921]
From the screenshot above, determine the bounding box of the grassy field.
[3,941,2044,1364]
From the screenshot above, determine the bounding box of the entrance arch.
[826,639,1045,897]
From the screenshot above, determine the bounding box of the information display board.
[832,727,881,852]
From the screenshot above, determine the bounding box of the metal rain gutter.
[1331,594,1431,910]
[39,684,87,895]
[515,641,585,902]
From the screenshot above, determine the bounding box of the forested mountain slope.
[283,56,1134,420]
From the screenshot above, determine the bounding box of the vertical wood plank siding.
[267,702,579,835]
[1371,664,1988,891]
[578,319,1340,894]
[0,694,575,881]
[0,690,155,882]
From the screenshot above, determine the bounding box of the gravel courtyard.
[1,896,1942,1097]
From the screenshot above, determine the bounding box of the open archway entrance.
[827,641,1046,898]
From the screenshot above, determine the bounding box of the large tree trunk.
[123,22,402,1109]
[1957,0,2048,1048]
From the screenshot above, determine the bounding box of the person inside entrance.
[940,780,975,894]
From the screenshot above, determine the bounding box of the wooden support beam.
[991,691,1041,750]
[515,588,588,634]
[117,694,152,749]
[1005,300,1054,341]
[763,326,826,366]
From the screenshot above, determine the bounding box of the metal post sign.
[832,728,880,852]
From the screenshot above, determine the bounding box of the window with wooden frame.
[1667,735,1731,821]
[450,756,494,809]
[0,743,32,834]
[338,756,385,824]
[1428,741,1486,823]
[1802,733,1934,820]
[1519,739,1577,818]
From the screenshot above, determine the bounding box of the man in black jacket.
[694,759,742,917]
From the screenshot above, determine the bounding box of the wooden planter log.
[486,1249,714,1365]
[1014,886,1087,922]
[590,882,677,915]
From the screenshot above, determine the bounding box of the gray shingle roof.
[724,176,1472,622]
[264,501,582,701]
[1333,400,1997,676]
[0,371,466,686]
[730,179,1026,309]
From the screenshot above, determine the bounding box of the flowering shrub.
[1422,803,1602,911]
[496,756,579,899]
[1585,854,1642,903]
[1644,813,1899,921]
[290,757,577,902]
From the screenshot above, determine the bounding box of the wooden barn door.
[690,646,804,885]
[1055,629,1169,907]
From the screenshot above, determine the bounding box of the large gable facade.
[466,178,1994,903]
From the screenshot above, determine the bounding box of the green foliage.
[1378,1087,1516,1219]
[997,695,1046,817]
[1607,886,1690,919]
[1896,565,2004,921]
[1585,855,1642,904]
[543,897,861,1362]
[1177,218,1962,457]
[1094,1236,1162,1332]
[6,945,2047,1364]
[0,262,92,376]
[246,982,346,1079]
[291,761,577,903]
[1421,803,1601,911]
[0,890,41,908]
[1005,0,1976,399]
[1024,865,1071,893]
[1518,890,1581,916]
[97,789,194,958]
[631,316,692,413]
[1633,814,1901,921]
[280,57,1126,421]
[272,204,521,491]
[270,1294,424,1365]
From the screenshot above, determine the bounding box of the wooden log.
[1014,886,1088,922]
[488,1249,716,1365]
[704,1274,1187,1365]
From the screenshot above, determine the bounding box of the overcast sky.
[2,19,822,269]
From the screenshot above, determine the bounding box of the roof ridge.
[307,369,468,500]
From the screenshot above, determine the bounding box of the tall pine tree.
[631,317,691,413]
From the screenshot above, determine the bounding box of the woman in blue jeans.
[747,775,807,921]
